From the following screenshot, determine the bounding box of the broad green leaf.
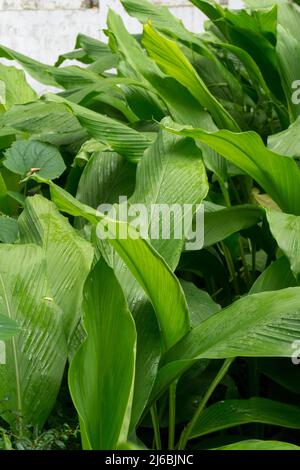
[18,195,94,341]
[4,140,66,180]
[44,66,104,90]
[97,129,207,428]
[130,129,208,269]
[130,302,160,431]
[0,44,58,86]
[181,280,221,328]
[268,116,300,157]
[204,204,263,247]
[266,210,300,279]
[215,440,300,450]
[166,287,300,361]
[163,121,300,215]
[69,260,136,450]
[31,177,190,351]
[76,151,136,211]
[3,101,87,147]
[142,24,239,132]
[97,241,161,433]
[152,287,300,401]
[190,397,300,439]
[0,314,19,341]
[0,64,37,109]
[0,44,105,90]
[64,81,140,123]
[75,33,118,64]
[0,244,67,430]
[120,0,201,44]
[0,216,18,243]
[250,256,296,294]
[44,93,152,163]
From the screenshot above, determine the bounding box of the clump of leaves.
[1,0,300,452]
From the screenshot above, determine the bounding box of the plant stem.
[218,178,231,208]
[150,404,161,450]
[168,381,177,450]
[238,237,251,287]
[220,241,239,295]
[251,240,256,277]
[177,358,234,450]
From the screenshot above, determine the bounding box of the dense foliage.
[1,0,300,451]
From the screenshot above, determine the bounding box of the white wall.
[0,0,244,66]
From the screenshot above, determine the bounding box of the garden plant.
[1,0,300,451]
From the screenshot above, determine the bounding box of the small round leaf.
[4,140,66,180]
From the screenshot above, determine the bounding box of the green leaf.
[214,440,300,450]
[0,314,19,341]
[0,44,58,87]
[250,256,296,294]
[76,151,136,211]
[130,129,208,269]
[166,287,300,361]
[0,64,37,109]
[190,397,300,439]
[0,244,67,430]
[0,43,105,90]
[44,93,152,163]
[18,195,94,342]
[204,203,263,247]
[0,215,18,243]
[4,140,66,180]
[69,259,136,450]
[120,0,200,44]
[181,280,221,328]
[98,128,207,428]
[3,101,87,147]
[268,116,300,157]
[142,24,239,132]
[163,121,300,215]
[75,33,118,64]
[152,287,300,401]
[266,210,300,279]
[31,176,190,351]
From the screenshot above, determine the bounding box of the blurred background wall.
[0,0,244,64]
